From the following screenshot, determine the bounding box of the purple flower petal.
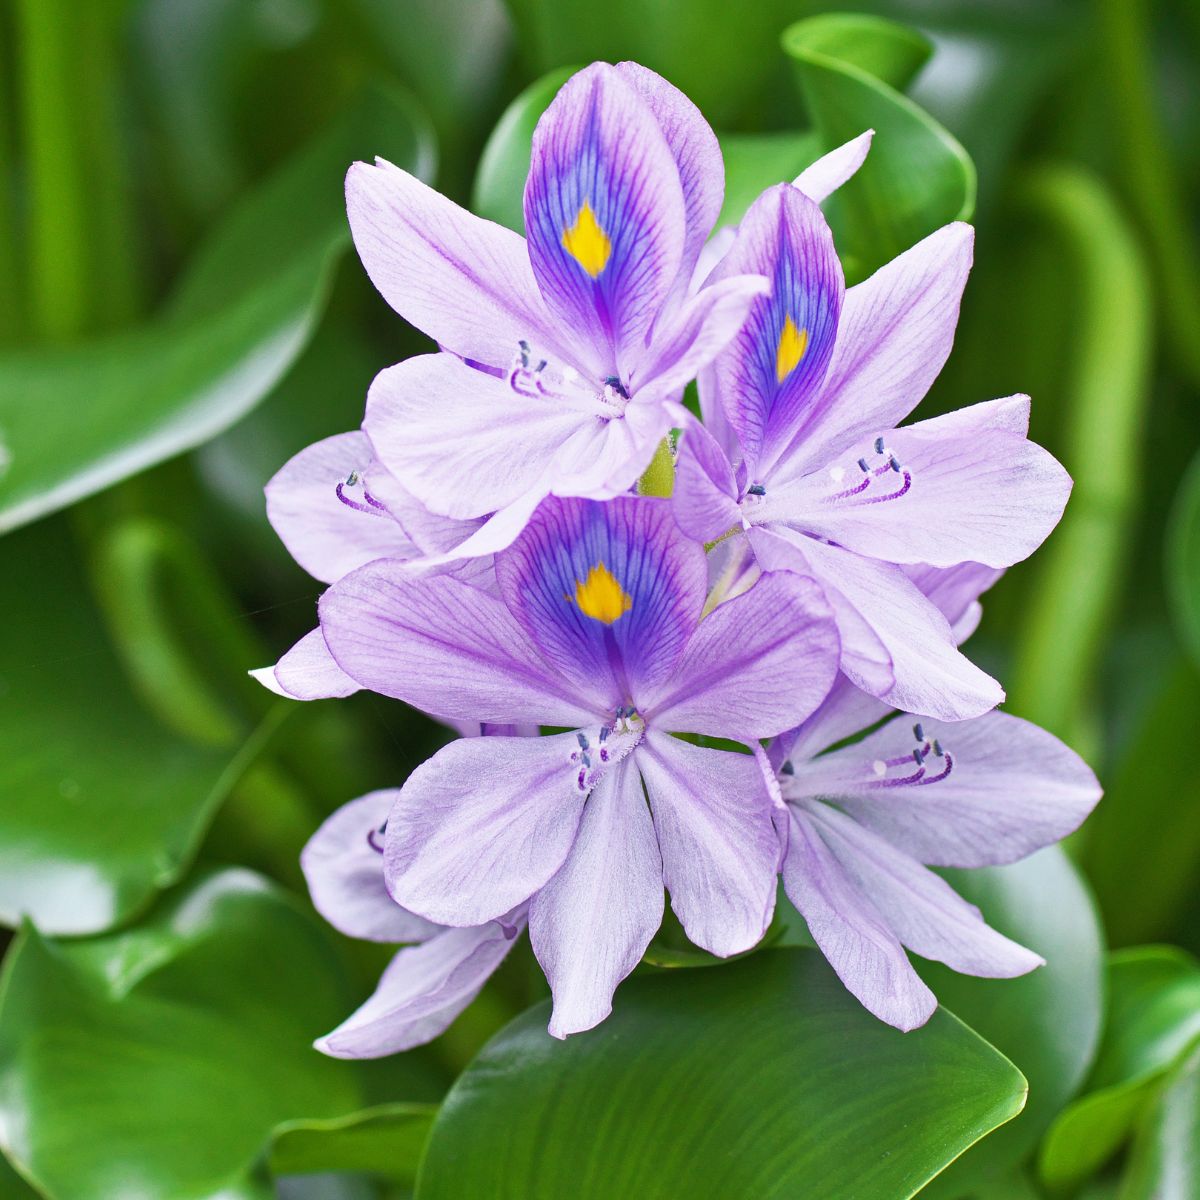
[762,395,1072,568]
[707,183,844,478]
[903,561,1004,643]
[364,353,597,521]
[751,528,1002,721]
[531,758,664,1038]
[776,222,974,476]
[793,711,1101,868]
[264,432,413,584]
[319,560,600,725]
[672,419,742,543]
[804,803,1043,977]
[496,495,706,708]
[614,62,724,301]
[301,791,440,944]
[524,63,686,380]
[384,733,591,926]
[644,571,839,740]
[771,673,892,772]
[252,627,360,700]
[782,807,936,1031]
[638,731,779,957]
[316,913,525,1058]
[346,159,564,368]
[793,130,874,202]
[632,274,769,399]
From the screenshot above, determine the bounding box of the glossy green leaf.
[0,869,382,1200]
[1039,946,1200,1191]
[1167,448,1200,668]
[916,848,1105,1198]
[0,84,434,535]
[1116,1040,1200,1200]
[782,13,975,279]
[269,1103,436,1183]
[0,517,280,934]
[416,948,1027,1200]
[472,67,574,231]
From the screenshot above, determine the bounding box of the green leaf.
[269,1103,436,1183]
[0,84,434,535]
[914,849,1105,1198]
[0,517,279,934]
[1116,1040,1200,1200]
[0,869,382,1200]
[1167,448,1200,668]
[416,948,1027,1200]
[782,13,976,279]
[1039,946,1200,1191]
[472,67,575,232]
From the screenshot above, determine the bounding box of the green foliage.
[417,949,1026,1200]
[0,85,433,535]
[0,870,434,1200]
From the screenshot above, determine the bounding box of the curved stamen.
[336,476,390,518]
[366,821,387,854]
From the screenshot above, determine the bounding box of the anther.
[747,483,766,496]
[913,723,924,742]
[577,732,590,750]
[933,739,944,757]
[857,458,869,473]
[874,436,885,454]
[888,456,901,473]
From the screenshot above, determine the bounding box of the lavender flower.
[346,63,768,561]
[307,494,839,1036]
[673,183,1072,720]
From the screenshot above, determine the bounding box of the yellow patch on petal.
[573,562,632,625]
[775,316,809,382]
[562,202,612,279]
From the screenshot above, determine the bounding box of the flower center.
[507,342,631,421]
[569,707,645,792]
[335,470,392,518]
[866,722,954,788]
[823,436,912,507]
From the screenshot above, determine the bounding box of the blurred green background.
[0,1,1198,1197]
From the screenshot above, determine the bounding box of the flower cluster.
[255,62,1100,1051]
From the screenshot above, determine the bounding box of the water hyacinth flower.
[769,560,1101,1029]
[302,786,528,1058]
[303,494,840,1036]
[674,184,1073,720]
[348,62,769,560]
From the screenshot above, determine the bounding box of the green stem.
[0,8,23,342]
[14,0,92,340]
[1007,165,1154,748]
[1098,0,1200,386]
[637,435,676,497]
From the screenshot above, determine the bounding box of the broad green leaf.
[1039,946,1200,1191]
[269,1103,436,1183]
[782,13,975,279]
[416,948,1027,1200]
[1167,448,1200,668]
[0,517,274,934]
[0,84,433,535]
[916,848,1104,1198]
[1116,1040,1200,1200]
[472,67,574,231]
[0,870,387,1200]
